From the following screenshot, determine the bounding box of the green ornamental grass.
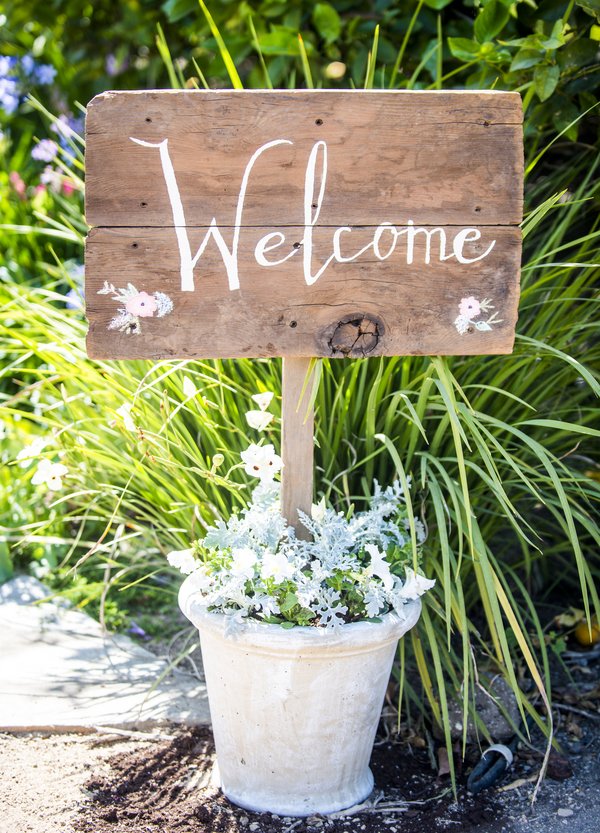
[0,0,599,794]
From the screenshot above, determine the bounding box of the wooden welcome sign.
[85,90,523,360]
[85,90,523,528]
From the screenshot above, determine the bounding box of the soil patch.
[71,722,600,833]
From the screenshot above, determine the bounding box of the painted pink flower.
[459,296,481,318]
[125,291,158,318]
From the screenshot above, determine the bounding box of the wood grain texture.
[85,89,523,360]
[281,357,314,536]
[86,90,523,228]
[85,225,521,358]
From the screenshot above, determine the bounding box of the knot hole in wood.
[328,313,383,358]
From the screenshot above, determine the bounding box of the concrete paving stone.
[0,575,210,730]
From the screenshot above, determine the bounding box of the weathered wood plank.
[85,225,521,359]
[281,357,314,535]
[85,90,523,228]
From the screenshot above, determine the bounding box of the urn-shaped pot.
[180,576,421,817]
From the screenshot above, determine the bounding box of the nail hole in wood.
[483,120,490,127]
[132,242,139,249]
[290,320,297,328]
[145,117,152,123]
[293,241,302,249]
[140,201,148,207]
[312,203,318,209]
[474,206,481,213]
[315,118,323,126]
[467,326,474,334]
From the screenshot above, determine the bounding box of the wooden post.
[281,357,314,539]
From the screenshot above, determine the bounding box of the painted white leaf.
[454,314,470,335]
[475,320,493,331]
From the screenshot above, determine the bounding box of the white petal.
[116,403,136,432]
[167,548,197,575]
[183,376,197,398]
[251,392,274,411]
[245,410,273,431]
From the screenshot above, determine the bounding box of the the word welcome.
[131,137,497,293]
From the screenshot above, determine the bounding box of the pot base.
[221,768,374,817]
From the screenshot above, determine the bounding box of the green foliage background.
[1,0,599,767]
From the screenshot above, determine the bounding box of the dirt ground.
[2,620,599,833]
[1,714,599,833]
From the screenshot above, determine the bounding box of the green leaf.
[558,39,599,71]
[576,0,600,21]
[259,27,305,57]
[281,592,299,613]
[447,37,481,62]
[0,542,13,583]
[197,0,243,89]
[552,98,580,141]
[518,419,600,437]
[162,0,197,23]
[534,64,560,102]
[510,48,543,72]
[474,1,510,44]
[423,0,453,8]
[312,3,342,46]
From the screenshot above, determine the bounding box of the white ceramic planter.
[179,576,421,816]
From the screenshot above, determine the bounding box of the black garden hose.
[467,717,534,795]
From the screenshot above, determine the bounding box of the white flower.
[116,403,136,432]
[30,558,52,579]
[261,551,296,583]
[365,544,394,591]
[240,443,283,481]
[311,497,327,523]
[183,376,197,398]
[251,391,274,411]
[167,548,197,575]
[40,165,63,192]
[245,410,273,431]
[31,459,69,491]
[185,564,213,592]
[398,568,436,600]
[16,437,47,467]
[230,547,257,579]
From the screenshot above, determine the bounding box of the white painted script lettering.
[130,137,497,292]
[131,137,292,291]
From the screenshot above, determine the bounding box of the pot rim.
[179,573,422,655]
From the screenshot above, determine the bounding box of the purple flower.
[51,114,84,158]
[127,620,149,639]
[65,262,85,309]
[0,76,20,114]
[33,64,57,85]
[0,55,18,77]
[21,54,36,76]
[65,288,84,310]
[31,139,59,162]
[105,53,129,77]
